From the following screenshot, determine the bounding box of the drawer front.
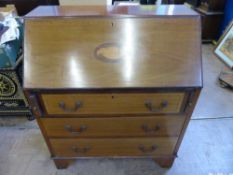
[50,137,178,157]
[41,93,185,115]
[41,116,185,137]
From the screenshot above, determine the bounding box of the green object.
[0,40,20,68]
[0,19,23,69]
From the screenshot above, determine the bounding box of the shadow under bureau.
[23,5,202,169]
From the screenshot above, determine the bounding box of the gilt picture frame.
[215,21,233,69]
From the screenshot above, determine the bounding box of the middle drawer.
[41,116,185,138]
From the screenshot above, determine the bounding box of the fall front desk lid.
[23,5,202,90]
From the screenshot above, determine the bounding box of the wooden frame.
[214,21,233,69]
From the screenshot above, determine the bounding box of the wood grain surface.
[49,137,178,157]
[24,16,202,89]
[41,115,185,137]
[41,93,185,115]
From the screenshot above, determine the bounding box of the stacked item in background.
[185,0,226,42]
[0,5,32,120]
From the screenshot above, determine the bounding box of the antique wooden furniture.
[197,7,224,42]
[186,0,226,41]
[199,0,226,11]
[24,5,202,169]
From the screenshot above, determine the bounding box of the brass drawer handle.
[142,124,160,133]
[71,146,91,153]
[64,124,87,135]
[138,144,157,153]
[58,101,82,112]
[144,100,168,112]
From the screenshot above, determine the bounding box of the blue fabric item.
[220,0,233,37]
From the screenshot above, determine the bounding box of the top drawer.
[40,92,185,116]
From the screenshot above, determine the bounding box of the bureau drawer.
[50,137,177,157]
[41,93,185,115]
[41,116,185,137]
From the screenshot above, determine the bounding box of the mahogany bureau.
[23,5,202,169]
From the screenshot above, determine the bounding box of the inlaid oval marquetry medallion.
[0,73,16,97]
[94,43,123,62]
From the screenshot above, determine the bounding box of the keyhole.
[112,22,114,27]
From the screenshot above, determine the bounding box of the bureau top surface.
[25,5,198,17]
[24,5,202,90]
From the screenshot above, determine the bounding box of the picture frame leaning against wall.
[215,20,233,69]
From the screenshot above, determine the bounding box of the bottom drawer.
[50,137,178,157]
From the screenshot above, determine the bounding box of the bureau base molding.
[52,156,176,169]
